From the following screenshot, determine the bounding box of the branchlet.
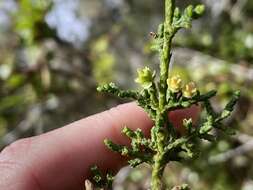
[90,1,240,190]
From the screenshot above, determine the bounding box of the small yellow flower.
[135,67,155,89]
[183,82,197,98]
[167,75,183,93]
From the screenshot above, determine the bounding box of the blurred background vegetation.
[0,0,253,189]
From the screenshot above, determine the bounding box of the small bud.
[194,4,205,16]
[135,67,155,89]
[174,7,181,19]
[183,82,197,98]
[167,75,183,93]
[158,24,164,37]
[183,118,193,128]
[121,147,129,156]
[185,5,194,17]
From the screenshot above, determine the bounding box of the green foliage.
[90,166,114,189]
[15,0,52,45]
[0,0,250,189]
[92,0,240,189]
[91,36,116,84]
[174,0,253,63]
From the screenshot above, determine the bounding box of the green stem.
[165,0,175,26]
[159,0,175,109]
[153,1,175,189]
[151,154,166,190]
[151,112,168,190]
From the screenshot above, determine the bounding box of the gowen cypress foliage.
[88,0,240,189]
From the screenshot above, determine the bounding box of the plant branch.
[159,0,175,110]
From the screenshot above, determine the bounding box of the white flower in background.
[245,34,253,49]
[0,0,17,29]
[45,0,91,47]
[0,64,12,80]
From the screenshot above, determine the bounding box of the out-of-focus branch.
[230,0,248,23]
[0,104,43,147]
[209,134,253,164]
[174,47,253,81]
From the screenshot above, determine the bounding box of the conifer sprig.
[91,1,240,189]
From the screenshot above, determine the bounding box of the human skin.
[0,102,200,190]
